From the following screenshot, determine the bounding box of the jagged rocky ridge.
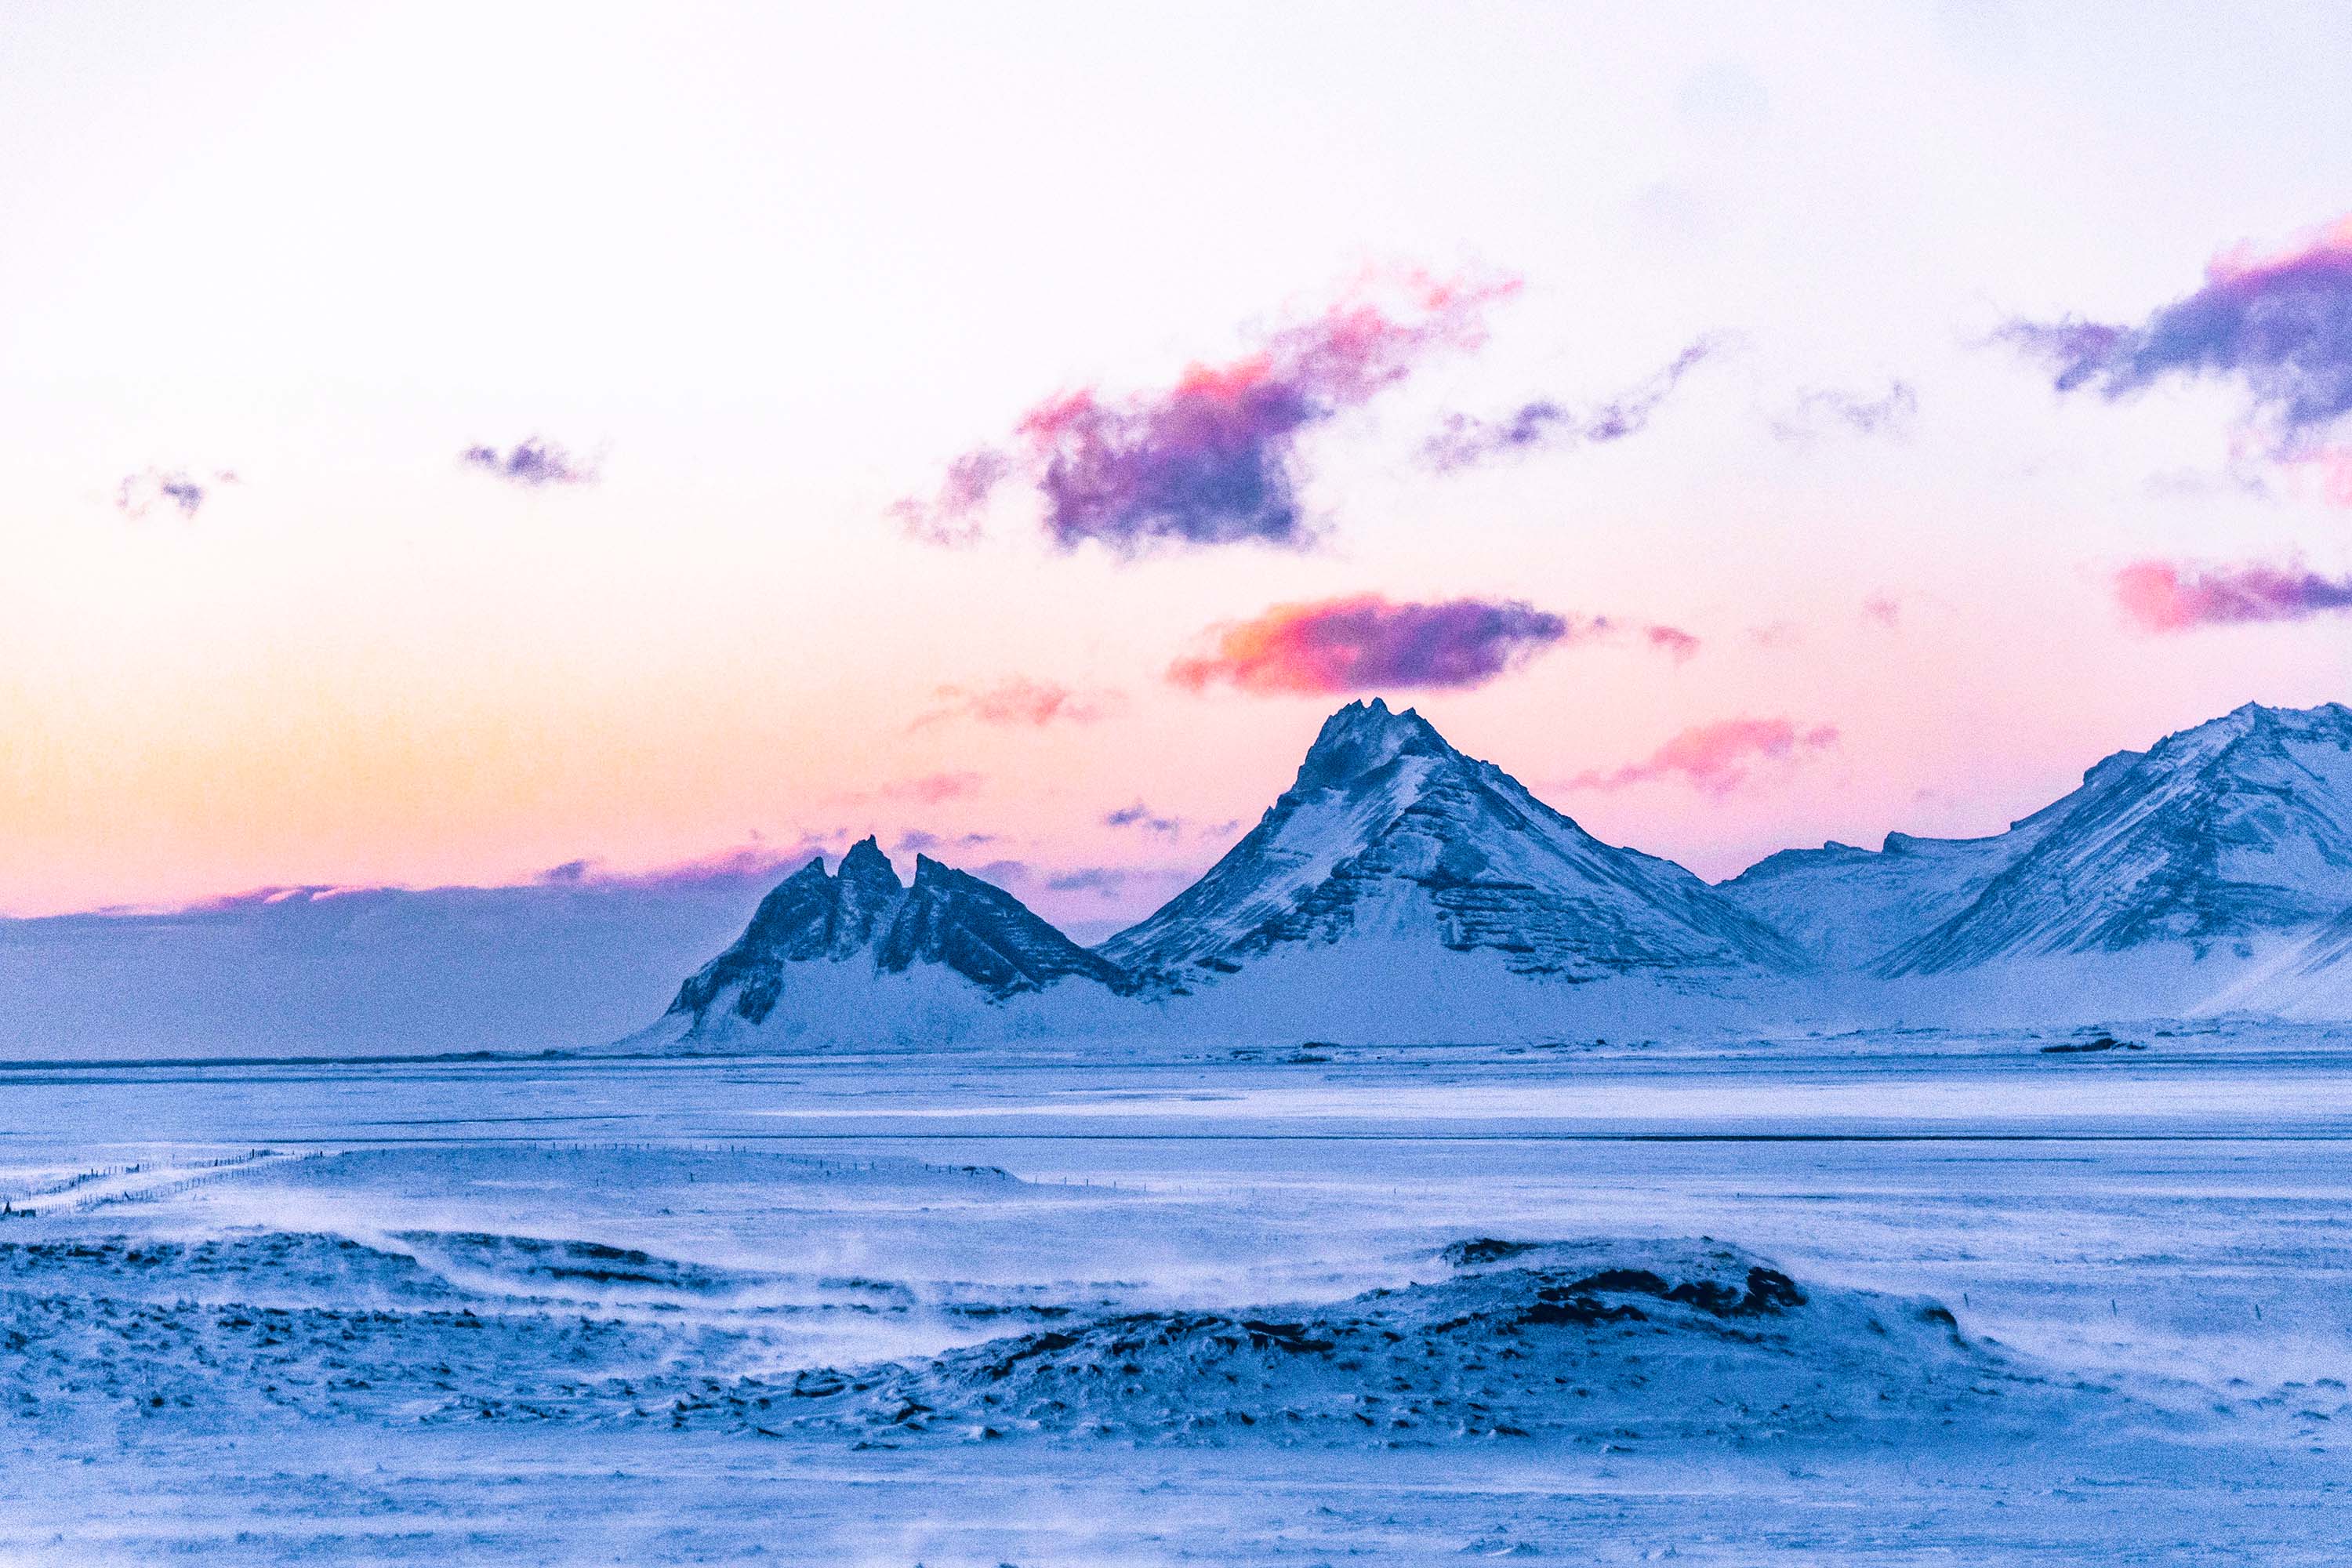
[1722,702,2352,975]
[1101,699,1800,987]
[666,837,1132,1036]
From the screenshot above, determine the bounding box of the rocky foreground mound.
[788,1238,2089,1448]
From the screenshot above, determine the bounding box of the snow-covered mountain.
[1721,702,2352,980]
[1100,699,1801,989]
[644,838,1136,1048]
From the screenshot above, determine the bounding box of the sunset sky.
[5,2,2351,932]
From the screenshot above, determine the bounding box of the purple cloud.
[1423,336,1722,472]
[460,437,599,488]
[896,270,1521,554]
[531,839,822,893]
[1168,593,1583,695]
[1103,803,1186,837]
[1044,866,1132,895]
[2115,558,2352,632]
[116,466,235,520]
[1998,216,2352,474]
[1566,718,1840,797]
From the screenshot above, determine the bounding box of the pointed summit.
[830,836,905,955]
[1294,698,1450,792]
[1099,700,1798,984]
[837,835,900,884]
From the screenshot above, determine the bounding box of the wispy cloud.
[116,466,236,520]
[1422,336,1723,472]
[894,448,1014,548]
[1169,593,1583,695]
[1862,593,1902,629]
[890,828,999,855]
[966,858,1202,909]
[1102,802,1186,837]
[2114,557,2352,632]
[460,437,600,488]
[895,269,1520,555]
[1644,624,1701,662]
[1997,215,2352,485]
[1770,380,1918,442]
[1565,717,1838,797]
[871,771,984,805]
[532,837,831,892]
[909,676,1124,731]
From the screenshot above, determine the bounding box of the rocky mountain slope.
[655,838,1133,1046]
[1099,699,1800,990]
[1721,702,2352,977]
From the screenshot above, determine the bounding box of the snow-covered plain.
[2,1029,2347,1563]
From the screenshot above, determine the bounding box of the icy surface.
[2,1031,2348,1563]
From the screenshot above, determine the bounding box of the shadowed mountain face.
[1722,702,2352,974]
[1098,699,1801,987]
[667,839,1133,1029]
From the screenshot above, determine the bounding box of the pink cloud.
[1168,593,1581,695]
[2114,558,2352,632]
[1862,593,1902,628]
[891,448,1015,547]
[1644,624,1701,662]
[909,676,1123,730]
[873,771,984,805]
[1566,717,1839,797]
[896,268,1520,554]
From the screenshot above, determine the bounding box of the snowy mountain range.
[643,697,2352,1049]
[12,696,2350,1058]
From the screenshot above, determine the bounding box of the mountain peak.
[1100,699,1799,982]
[837,836,902,889]
[666,848,1131,1035]
[1294,698,1452,793]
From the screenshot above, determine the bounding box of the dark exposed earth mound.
[787,1238,2094,1448]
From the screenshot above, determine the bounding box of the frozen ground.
[1,1025,2347,1563]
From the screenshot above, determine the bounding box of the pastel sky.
[6,2,2352,935]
